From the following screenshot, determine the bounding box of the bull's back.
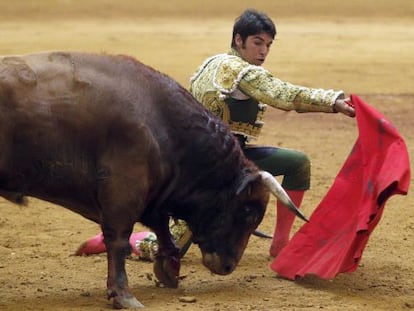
[0,52,177,210]
[0,52,178,142]
[0,52,157,112]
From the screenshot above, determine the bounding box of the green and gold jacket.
[190,49,344,141]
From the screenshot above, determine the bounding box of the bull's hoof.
[153,254,180,288]
[112,295,144,309]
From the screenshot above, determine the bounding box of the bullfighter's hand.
[334,98,356,117]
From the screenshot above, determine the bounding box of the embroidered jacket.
[190,49,344,141]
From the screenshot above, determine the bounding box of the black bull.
[0,52,305,308]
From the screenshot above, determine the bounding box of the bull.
[0,51,306,308]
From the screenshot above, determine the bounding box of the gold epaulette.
[213,56,258,99]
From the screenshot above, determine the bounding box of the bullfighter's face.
[235,32,274,66]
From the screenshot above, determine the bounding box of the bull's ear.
[235,171,259,195]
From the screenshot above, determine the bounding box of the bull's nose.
[202,253,236,275]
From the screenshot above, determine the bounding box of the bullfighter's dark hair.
[231,8,276,48]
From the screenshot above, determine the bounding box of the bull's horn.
[259,171,309,222]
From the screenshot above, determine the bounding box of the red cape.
[271,95,411,280]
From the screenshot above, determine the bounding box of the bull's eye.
[241,203,262,225]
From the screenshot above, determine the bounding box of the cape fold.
[271,95,411,280]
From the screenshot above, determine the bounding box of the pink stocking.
[270,190,305,257]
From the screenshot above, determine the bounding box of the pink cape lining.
[271,95,411,280]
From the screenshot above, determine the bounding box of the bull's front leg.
[103,222,144,309]
[152,217,181,288]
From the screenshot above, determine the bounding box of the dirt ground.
[0,1,413,310]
